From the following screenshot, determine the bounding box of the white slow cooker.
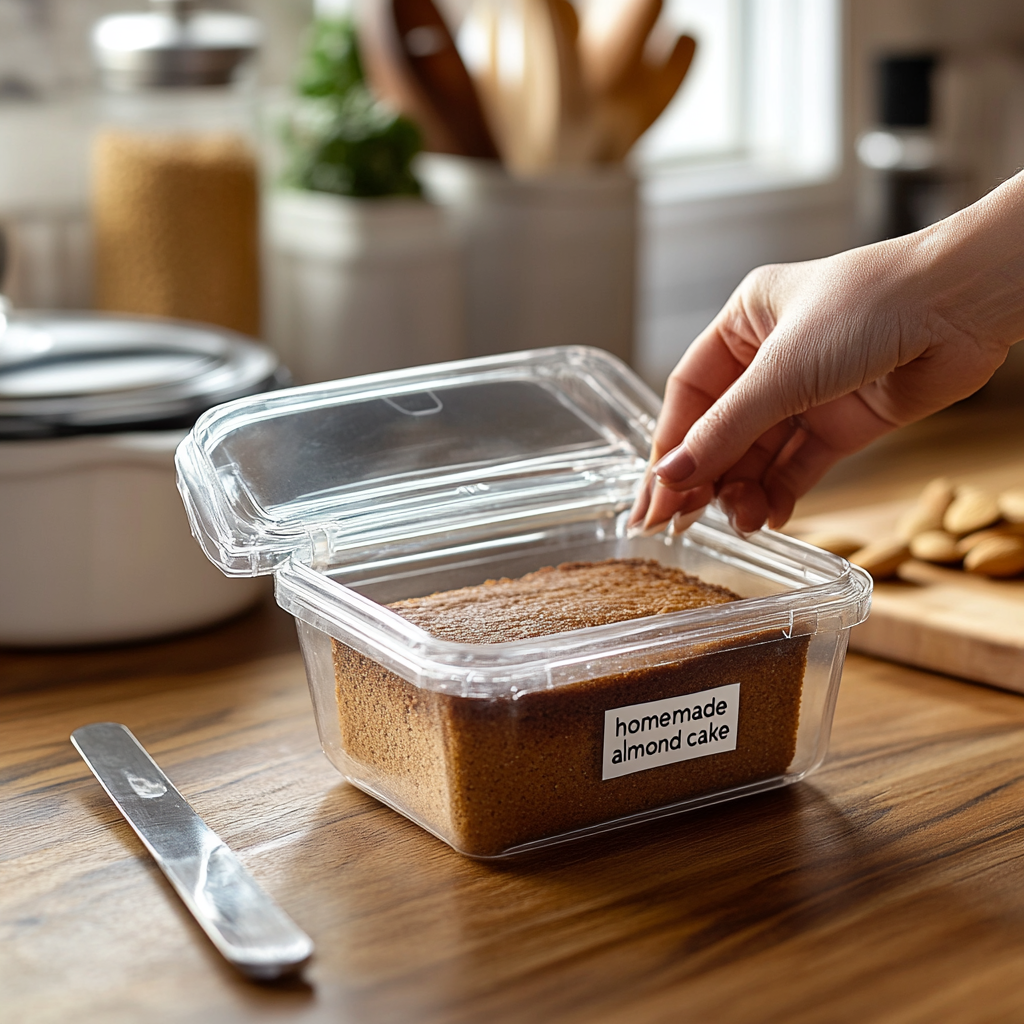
[0,296,284,645]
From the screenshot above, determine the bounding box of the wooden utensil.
[359,0,500,159]
[460,0,591,174]
[545,0,595,167]
[590,32,696,161]
[577,0,664,95]
[458,0,695,171]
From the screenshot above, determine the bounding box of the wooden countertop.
[4,402,1024,1024]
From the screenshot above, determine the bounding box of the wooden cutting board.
[787,459,1024,693]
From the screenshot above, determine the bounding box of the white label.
[602,683,740,780]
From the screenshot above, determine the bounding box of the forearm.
[906,170,1024,356]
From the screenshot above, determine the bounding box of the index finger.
[652,312,761,463]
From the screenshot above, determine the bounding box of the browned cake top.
[387,558,740,644]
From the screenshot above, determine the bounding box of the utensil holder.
[419,155,637,365]
[265,189,465,384]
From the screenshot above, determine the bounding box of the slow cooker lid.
[0,311,280,438]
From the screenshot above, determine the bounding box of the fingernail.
[654,446,696,484]
[635,501,672,536]
[729,520,753,540]
[634,519,670,537]
[724,506,757,539]
[626,480,652,529]
[627,523,665,539]
[668,508,704,536]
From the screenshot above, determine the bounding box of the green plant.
[282,18,422,198]
[294,17,364,100]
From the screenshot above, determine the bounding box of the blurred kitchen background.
[2,0,1023,649]
[1,0,1023,393]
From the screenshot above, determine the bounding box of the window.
[638,0,745,164]
[637,0,842,192]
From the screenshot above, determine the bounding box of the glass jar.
[91,0,263,337]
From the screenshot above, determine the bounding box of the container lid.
[0,311,282,439]
[175,347,659,576]
[93,1,260,91]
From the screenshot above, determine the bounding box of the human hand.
[629,173,1024,537]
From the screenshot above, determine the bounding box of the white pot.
[418,155,637,365]
[0,431,265,646]
[265,190,465,384]
[0,307,279,647]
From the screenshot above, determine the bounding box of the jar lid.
[92,1,261,91]
[0,311,283,439]
[176,347,660,577]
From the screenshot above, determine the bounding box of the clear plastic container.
[176,347,871,858]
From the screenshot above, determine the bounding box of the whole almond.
[943,486,1001,536]
[963,535,1024,577]
[999,486,1024,524]
[800,532,866,558]
[909,530,961,564]
[956,522,1024,556]
[851,538,911,579]
[897,477,956,539]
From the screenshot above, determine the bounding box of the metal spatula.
[71,722,313,980]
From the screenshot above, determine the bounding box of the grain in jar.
[93,129,260,335]
[90,3,262,335]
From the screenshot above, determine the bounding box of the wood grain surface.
[4,400,1024,1024]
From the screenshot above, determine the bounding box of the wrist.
[902,173,1024,354]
